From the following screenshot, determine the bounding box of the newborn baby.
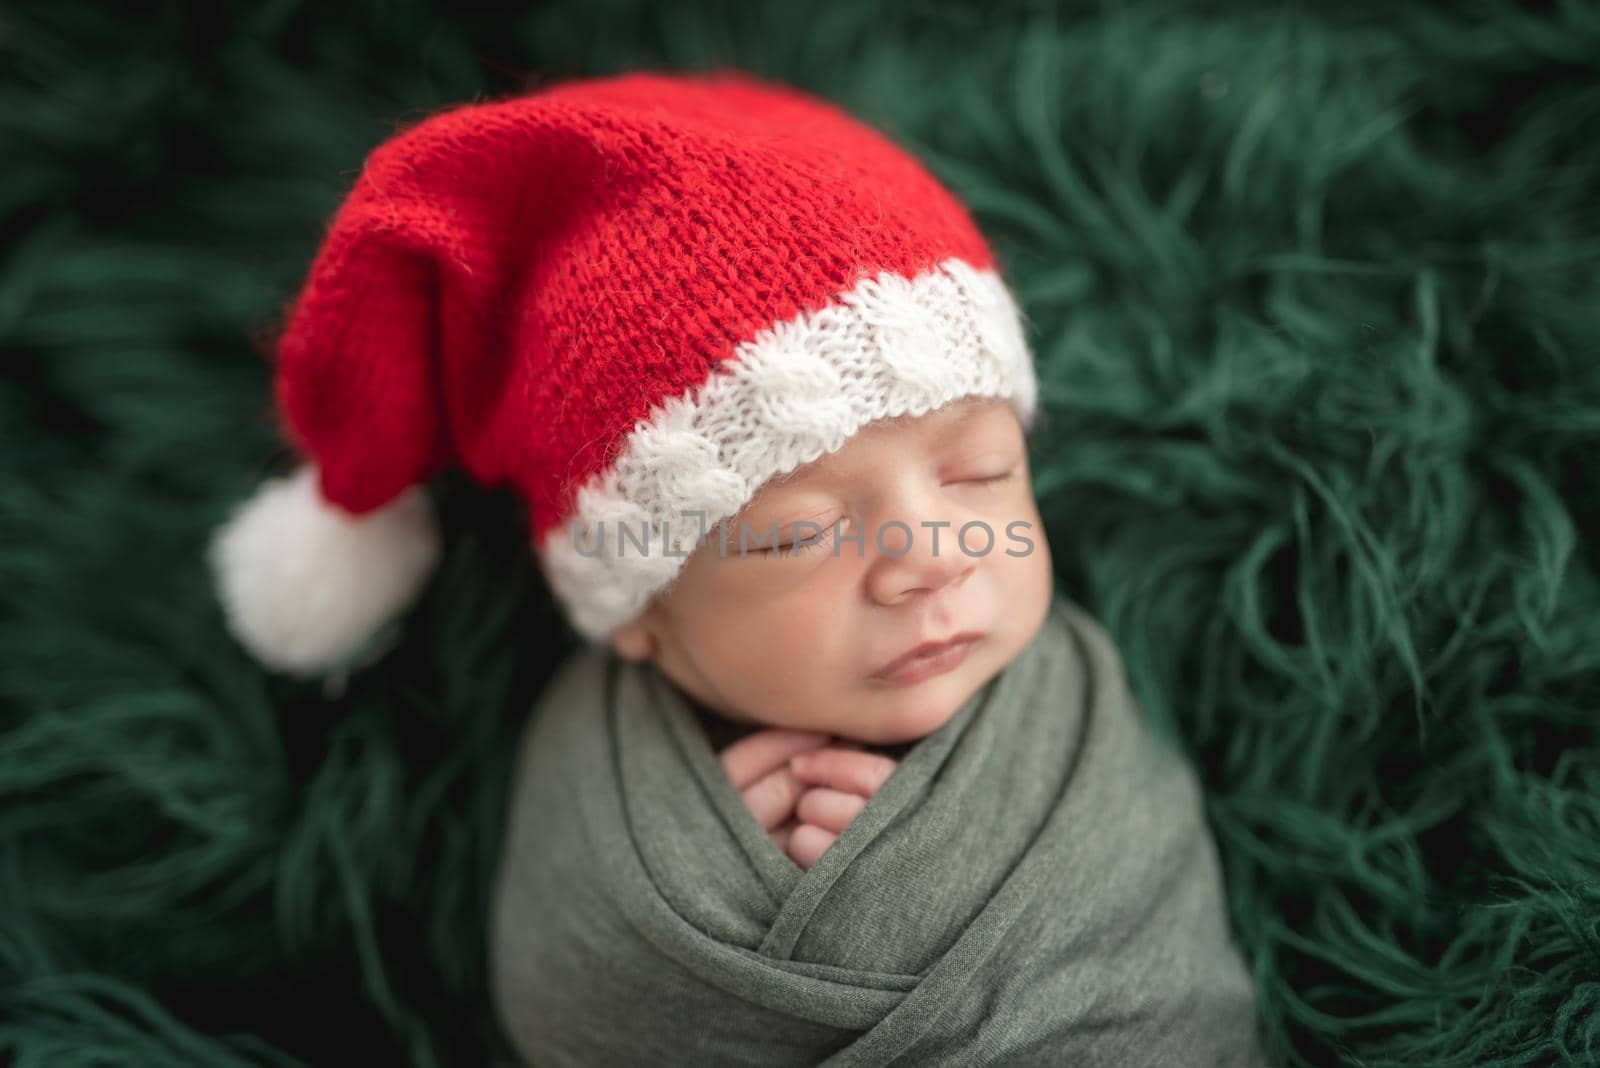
[606,394,1053,872]
[489,391,1270,1065]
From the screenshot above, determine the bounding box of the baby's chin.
[844,657,998,746]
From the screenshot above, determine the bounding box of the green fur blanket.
[2,2,1596,1066]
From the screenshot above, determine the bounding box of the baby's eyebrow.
[747,397,1010,489]
[727,486,827,532]
[760,404,1010,492]
[944,399,1004,431]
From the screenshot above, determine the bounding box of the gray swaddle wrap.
[489,595,1269,1065]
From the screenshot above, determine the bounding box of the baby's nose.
[867,517,977,605]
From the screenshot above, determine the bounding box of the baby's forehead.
[752,396,1019,493]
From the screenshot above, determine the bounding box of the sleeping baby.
[205,68,1271,1066]
[508,393,1275,1066]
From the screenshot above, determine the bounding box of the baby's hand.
[716,729,899,871]
[717,728,833,855]
[785,745,899,871]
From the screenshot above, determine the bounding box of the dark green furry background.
[3,1,1598,1064]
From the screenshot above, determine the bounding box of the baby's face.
[609,396,1054,745]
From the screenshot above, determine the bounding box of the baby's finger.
[740,765,805,832]
[786,823,837,872]
[789,748,899,799]
[769,816,798,855]
[796,786,867,835]
[719,729,832,791]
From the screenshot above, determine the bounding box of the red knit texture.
[271,68,997,542]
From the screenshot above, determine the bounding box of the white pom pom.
[207,464,442,679]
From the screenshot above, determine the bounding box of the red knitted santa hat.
[208,67,1038,679]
